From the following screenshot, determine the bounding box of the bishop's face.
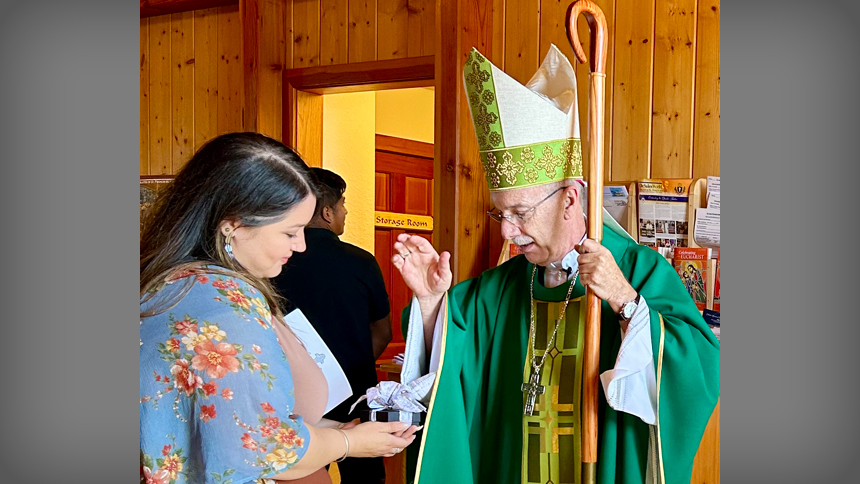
[490,184,582,267]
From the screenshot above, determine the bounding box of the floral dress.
[140,270,311,484]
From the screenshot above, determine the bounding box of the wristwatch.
[618,294,641,321]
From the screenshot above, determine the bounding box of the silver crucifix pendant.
[521,369,545,416]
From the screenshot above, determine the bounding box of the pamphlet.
[673,247,711,310]
[283,309,352,414]
[694,208,721,247]
[703,308,720,341]
[637,179,692,250]
[603,185,629,228]
[707,176,720,198]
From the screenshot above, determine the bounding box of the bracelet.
[335,428,349,462]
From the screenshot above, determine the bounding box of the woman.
[141,133,416,484]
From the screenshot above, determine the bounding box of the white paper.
[578,181,636,243]
[693,208,721,248]
[603,186,629,227]
[283,309,352,414]
[707,176,721,197]
[707,192,720,210]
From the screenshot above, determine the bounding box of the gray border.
[0,0,138,480]
[725,0,860,481]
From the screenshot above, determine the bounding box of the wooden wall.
[291,0,435,67]
[141,0,437,174]
[140,0,718,179]
[492,0,720,182]
[140,5,244,175]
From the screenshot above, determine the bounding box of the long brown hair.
[140,132,317,319]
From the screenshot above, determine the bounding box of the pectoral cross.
[521,368,545,416]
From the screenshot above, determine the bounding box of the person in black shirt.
[272,168,392,484]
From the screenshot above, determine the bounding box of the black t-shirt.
[271,228,390,419]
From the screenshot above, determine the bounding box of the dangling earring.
[224,230,235,259]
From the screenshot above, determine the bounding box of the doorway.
[373,133,434,363]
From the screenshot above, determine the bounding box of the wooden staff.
[565,2,608,483]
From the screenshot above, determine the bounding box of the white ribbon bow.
[349,374,434,415]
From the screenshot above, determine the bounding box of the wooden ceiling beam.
[140,0,238,19]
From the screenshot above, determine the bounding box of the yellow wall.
[375,88,435,143]
[322,92,376,253]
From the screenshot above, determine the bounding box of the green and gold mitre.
[463,44,583,192]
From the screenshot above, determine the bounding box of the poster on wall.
[140,176,174,233]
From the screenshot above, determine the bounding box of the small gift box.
[359,408,424,426]
[351,378,432,426]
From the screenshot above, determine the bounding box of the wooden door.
[373,135,434,365]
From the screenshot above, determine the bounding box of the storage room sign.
[374,211,433,231]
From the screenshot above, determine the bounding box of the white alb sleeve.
[599,296,658,425]
[399,294,446,404]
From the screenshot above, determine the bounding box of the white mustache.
[512,236,534,246]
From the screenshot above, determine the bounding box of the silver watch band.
[619,293,641,321]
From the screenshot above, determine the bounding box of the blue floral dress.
[140,269,311,484]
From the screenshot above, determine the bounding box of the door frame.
[281,56,434,169]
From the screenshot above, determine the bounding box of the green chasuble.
[402,225,720,484]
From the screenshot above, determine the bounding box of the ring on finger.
[393,447,402,453]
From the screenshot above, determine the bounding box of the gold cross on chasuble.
[522,295,586,484]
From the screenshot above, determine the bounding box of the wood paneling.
[294,89,323,167]
[149,14,172,175]
[142,0,439,171]
[348,0,377,63]
[141,6,246,175]
[141,0,238,18]
[141,18,150,174]
[691,400,720,484]
[692,0,720,179]
[257,0,287,139]
[217,5,243,133]
[171,11,195,172]
[378,0,408,60]
[458,0,497,277]
[293,0,320,68]
[376,151,434,178]
[320,0,348,65]
[241,0,260,132]
[404,177,431,215]
[611,0,655,180]
[194,8,220,150]
[142,0,720,244]
[651,0,698,178]
[375,172,391,210]
[538,0,579,77]
[390,173,406,213]
[407,0,434,57]
[504,0,540,85]
[285,0,294,70]
[595,0,615,181]
[374,228,392,292]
